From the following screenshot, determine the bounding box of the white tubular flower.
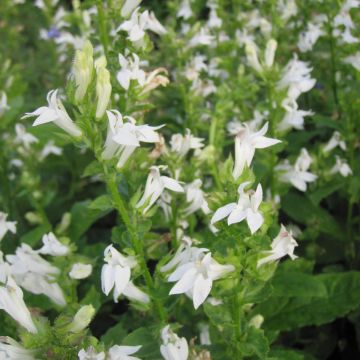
[207,5,222,29]
[278,108,314,131]
[298,23,324,53]
[323,131,347,153]
[177,0,192,19]
[117,53,146,90]
[96,66,112,119]
[37,232,69,256]
[276,148,317,192]
[69,263,93,279]
[211,182,264,234]
[73,41,94,102]
[0,91,10,117]
[136,166,184,214]
[232,122,281,179]
[121,0,142,18]
[6,243,66,306]
[78,347,105,360]
[188,27,215,47]
[160,325,189,360]
[0,336,36,360]
[0,277,37,333]
[101,245,149,303]
[170,129,204,157]
[0,251,11,284]
[167,249,234,309]
[245,39,278,73]
[22,89,82,138]
[102,110,163,168]
[277,56,316,101]
[140,68,170,95]
[39,140,63,161]
[330,156,353,177]
[183,179,210,216]
[264,39,278,68]
[257,224,298,267]
[199,323,211,345]
[343,52,360,71]
[14,124,39,150]
[68,305,95,333]
[0,212,17,242]
[108,345,142,360]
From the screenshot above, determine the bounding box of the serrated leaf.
[88,195,114,211]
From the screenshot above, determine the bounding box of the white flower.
[160,325,189,360]
[22,90,82,138]
[298,23,324,52]
[117,53,146,90]
[0,212,17,242]
[78,347,105,360]
[343,52,360,71]
[277,56,316,101]
[183,179,210,216]
[136,166,184,214]
[275,148,317,192]
[0,337,36,360]
[170,129,204,157]
[177,0,192,19]
[211,182,264,234]
[330,156,353,177]
[96,66,112,119]
[207,6,222,28]
[68,305,95,333]
[0,92,10,117]
[69,263,93,279]
[188,27,214,47]
[37,232,69,256]
[277,0,298,22]
[0,276,37,333]
[257,224,298,267]
[6,243,66,306]
[101,245,149,303]
[39,140,63,160]
[245,39,278,73]
[121,0,142,18]
[184,55,208,81]
[323,131,347,153]
[14,124,39,150]
[232,122,281,179]
[277,108,314,131]
[102,110,163,168]
[108,345,142,360]
[166,248,234,309]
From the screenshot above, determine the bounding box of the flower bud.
[68,305,95,333]
[245,41,262,73]
[264,39,277,68]
[73,41,94,102]
[96,67,112,119]
[249,314,264,329]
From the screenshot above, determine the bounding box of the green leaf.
[101,322,127,346]
[258,271,360,331]
[241,327,269,360]
[308,180,345,205]
[20,224,51,247]
[88,195,114,211]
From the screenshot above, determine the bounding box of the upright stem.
[105,171,167,322]
[97,1,109,58]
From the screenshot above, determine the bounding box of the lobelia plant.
[0,0,359,359]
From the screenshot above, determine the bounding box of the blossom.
[140,68,170,95]
[0,212,17,242]
[14,124,39,150]
[343,52,360,71]
[68,305,95,333]
[211,182,264,234]
[0,276,37,333]
[121,0,142,18]
[277,108,314,131]
[160,325,189,360]
[6,243,66,306]
[22,89,82,138]
[177,0,192,19]
[78,347,105,360]
[188,27,214,47]
[108,345,142,360]
[37,232,69,256]
[170,129,204,157]
[275,148,317,192]
[69,263,93,279]
[39,140,63,160]
[231,122,281,179]
[0,337,36,360]
[257,225,298,267]
[101,245,149,303]
[183,179,210,216]
[166,248,234,309]
[102,110,163,168]
[330,156,352,177]
[245,39,278,73]
[117,53,146,91]
[136,166,184,214]
[323,131,346,153]
[298,23,324,52]
[207,4,222,29]
[0,91,10,117]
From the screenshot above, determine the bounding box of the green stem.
[97,1,109,57]
[105,171,167,323]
